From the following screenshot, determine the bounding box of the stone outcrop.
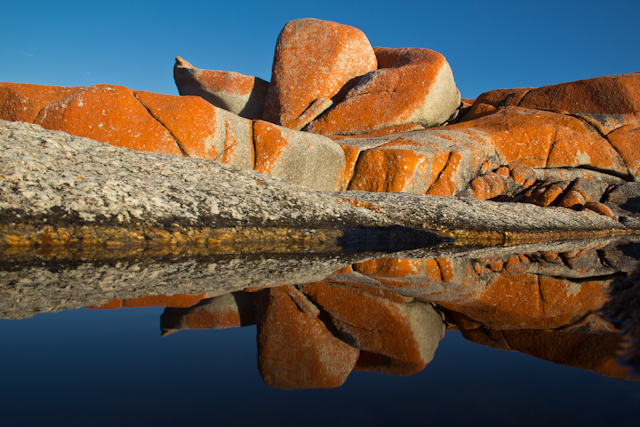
[3,120,638,255]
[0,83,344,190]
[263,18,378,130]
[306,47,460,136]
[174,56,269,120]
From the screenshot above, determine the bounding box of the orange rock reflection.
[87,241,640,387]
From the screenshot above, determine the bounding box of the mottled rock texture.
[263,18,377,129]
[255,285,359,389]
[174,56,269,120]
[307,47,460,136]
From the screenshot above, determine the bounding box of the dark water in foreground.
[2,237,640,426]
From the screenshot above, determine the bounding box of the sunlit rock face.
[306,47,460,136]
[174,56,270,120]
[262,18,378,130]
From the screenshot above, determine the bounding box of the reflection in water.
[2,237,640,388]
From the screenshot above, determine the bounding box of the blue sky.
[2,0,639,99]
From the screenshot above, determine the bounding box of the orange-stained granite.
[298,281,444,376]
[307,47,459,135]
[0,82,83,123]
[134,90,226,160]
[34,84,183,156]
[252,120,290,174]
[448,106,627,173]
[263,18,377,129]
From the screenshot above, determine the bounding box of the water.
[1,236,640,426]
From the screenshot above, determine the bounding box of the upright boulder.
[263,18,377,130]
[307,47,460,136]
[174,56,269,120]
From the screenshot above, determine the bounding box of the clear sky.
[2,0,639,99]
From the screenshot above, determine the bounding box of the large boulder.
[134,90,254,168]
[174,56,269,120]
[461,72,640,122]
[33,84,184,156]
[0,82,82,123]
[253,120,346,190]
[307,47,460,136]
[263,18,377,130]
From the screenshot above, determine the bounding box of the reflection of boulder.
[602,268,640,375]
[254,286,359,389]
[160,292,255,336]
[298,282,445,376]
[460,328,634,381]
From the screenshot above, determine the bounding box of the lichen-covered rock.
[298,281,445,376]
[253,120,346,191]
[0,82,83,123]
[34,84,184,155]
[463,73,640,119]
[174,56,269,120]
[448,106,628,174]
[519,72,640,114]
[255,286,359,389]
[134,90,254,167]
[307,47,460,136]
[263,18,377,129]
[341,129,490,196]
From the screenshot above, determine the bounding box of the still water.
[1,236,640,426]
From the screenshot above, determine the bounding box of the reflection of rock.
[255,286,359,389]
[602,268,640,375]
[160,292,255,335]
[461,329,632,380]
[298,281,445,375]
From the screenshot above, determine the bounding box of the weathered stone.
[307,47,460,136]
[255,286,359,389]
[518,72,640,114]
[134,90,254,167]
[298,281,444,375]
[341,129,492,196]
[607,124,640,180]
[263,18,377,129]
[463,73,640,119]
[252,120,346,190]
[87,293,207,310]
[174,56,269,120]
[34,84,183,155]
[0,82,83,123]
[448,106,628,174]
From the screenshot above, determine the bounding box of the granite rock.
[174,56,269,120]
